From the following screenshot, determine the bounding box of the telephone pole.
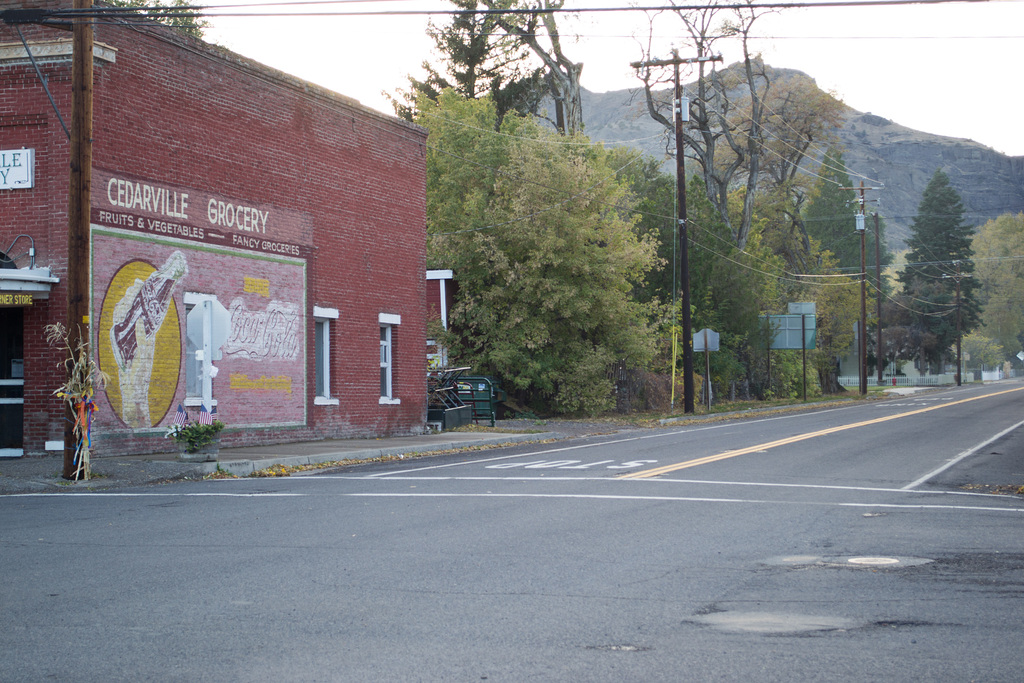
[842,181,882,396]
[945,262,964,386]
[65,0,93,478]
[631,51,721,414]
[874,212,883,382]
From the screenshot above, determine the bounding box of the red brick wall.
[1,4,426,455]
[0,17,73,454]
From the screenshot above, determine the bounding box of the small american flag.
[198,404,213,426]
[173,404,188,426]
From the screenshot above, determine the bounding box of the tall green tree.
[973,212,1024,360]
[605,148,675,304]
[689,180,781,397]
[898,169,980,372]
[421,91,658,414]
[803,149,891,276]
[802,149,856,265]
[390,0,544,125]
[482,0,584,135]
[962,332,1004,370]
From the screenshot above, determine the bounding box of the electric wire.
[37,0,1021,21]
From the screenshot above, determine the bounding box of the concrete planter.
[177,438,219,462]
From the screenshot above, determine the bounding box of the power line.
[5,0,1013,23]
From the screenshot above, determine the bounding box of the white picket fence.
[838,375,957,387]
[839,369,1018,387]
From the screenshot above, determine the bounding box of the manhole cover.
[848,557,901,566]
[763,555,934,569]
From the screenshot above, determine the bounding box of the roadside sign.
[762,314,816,350]
[693,328,719,352]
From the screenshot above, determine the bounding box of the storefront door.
[0,308,24,456]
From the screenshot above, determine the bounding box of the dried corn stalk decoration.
[45,323,109,480]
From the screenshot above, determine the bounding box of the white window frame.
[379,313,401,405]
[314,306,339,406]
[183,292,218,408]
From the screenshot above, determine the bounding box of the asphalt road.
[3,383,1023,681]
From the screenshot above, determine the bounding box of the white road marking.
[902,417,1024,490]
[345,491,1023,512]
[9,492,305,498]
[275,474,1017,499]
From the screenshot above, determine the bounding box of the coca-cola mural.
[223,299,301,361]
[92,176,309,432]
[98,252,188,429]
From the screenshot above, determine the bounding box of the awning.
[0,267,59,304]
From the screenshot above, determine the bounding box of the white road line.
[902,417,1024,490]
[346,491,1023,512]
[264,474,1016,499]
[9,492,305,498]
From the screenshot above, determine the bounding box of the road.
[3,383,1024,681]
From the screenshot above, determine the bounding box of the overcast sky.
[204,0,1024,156]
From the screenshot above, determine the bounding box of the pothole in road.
[585,644,651,653]
[687,611,857,635]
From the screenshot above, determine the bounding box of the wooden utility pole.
[65,0,93,479]
[874,212,883,382]
[858,211,867,395]
[842,182,883,396]
[631,51,721,414]
[954,261,962,386]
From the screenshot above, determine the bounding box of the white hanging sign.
[0,149,34,189]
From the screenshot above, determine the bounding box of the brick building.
[0,2,428,457]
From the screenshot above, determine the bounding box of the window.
[314,306,339,406]
[379,313,401,404]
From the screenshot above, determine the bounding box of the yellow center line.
[618,386,1024,479]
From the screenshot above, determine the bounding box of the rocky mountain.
[578,72,1024,250]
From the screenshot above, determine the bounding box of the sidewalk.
[0,429,558,496]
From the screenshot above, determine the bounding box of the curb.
[210,431,559,477]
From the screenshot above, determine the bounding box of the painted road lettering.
[486,459,657,470]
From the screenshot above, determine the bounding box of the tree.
[484,0,585,135]
[806,259,861,394]
[803,149,892,276]
[105,0,207,39]
[898,169,980,372]
[689,179,782,397]
[396,1,585,135]
[757,77,847,273]
[420,91,659,414]
[390,0,545,125]
[634,2,771,250]
[605,147,675,304]
[972,212,1024,360]
[962,332,1004,370]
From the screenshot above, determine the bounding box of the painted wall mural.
[98,253,187,428]
[91,169,311,433]
[223,299,301,361]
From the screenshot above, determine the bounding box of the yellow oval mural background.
[98,260,181,428]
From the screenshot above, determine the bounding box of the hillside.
[578,71,1024,249]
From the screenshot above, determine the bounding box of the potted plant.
[166,408,224,461]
